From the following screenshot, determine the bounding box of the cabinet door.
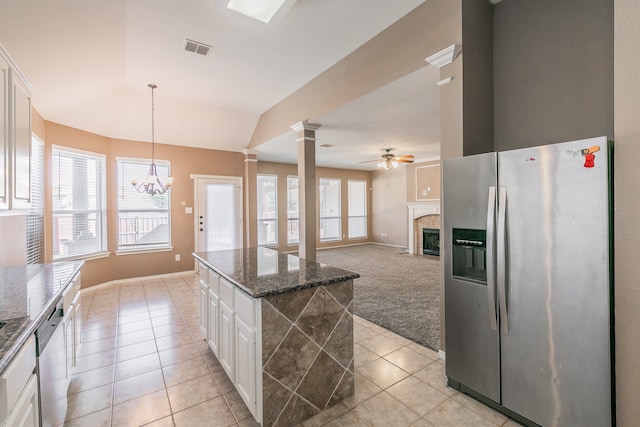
[10,74,30,209]
[63,310,74,387]
[199,280,208,339]
[2,374,38,427]
[208,289,219,356]
[73,293,82,367]
[219,301,235,380]
[0,55,8,210]
[234,316,256,411]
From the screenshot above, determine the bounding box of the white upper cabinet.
[0,44,31,211]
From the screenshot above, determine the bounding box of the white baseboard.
[438,350,446,360]
[81,270,196,294]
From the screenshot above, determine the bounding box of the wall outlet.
[175,254,181,261]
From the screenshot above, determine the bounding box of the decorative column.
[291,121,321,261]
[243,149,258,248]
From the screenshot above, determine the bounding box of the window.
[286,176,298,245]
[257,174,277,246]
[348,180,367,239]
[117,158,171,252]
[52,146,107,259]
[26,136,44,264]
[319,178,341,241]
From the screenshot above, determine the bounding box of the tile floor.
[65,274,522,427]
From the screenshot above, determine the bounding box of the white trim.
[242,148,258,156]
[0,41,34,91]
[81,270,196,293]
[290,121,321,133]
[425,44,461,68]
[406,201,441,254]
[244,158,258,163]
[115,246,174,256]
[54,252,111,262]
[438,350,446,360]
[369,241,407,250]
[436,77,453,86]
[53,144,106,159]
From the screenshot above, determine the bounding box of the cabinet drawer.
[208,270,220,294]
[220,278,235,307]
[0,335,36,424]
[198,264,208,285]
[234,289,256,326]
[62,272,80,314]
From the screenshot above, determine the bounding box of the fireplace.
[423,228,440,256]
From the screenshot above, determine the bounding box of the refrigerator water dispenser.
[452,228,487,283]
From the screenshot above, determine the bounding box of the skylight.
[226,0,296,24]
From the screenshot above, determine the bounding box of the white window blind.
[257,174,277,246]
[348,180,367,239]
[52,146,107,259]
[117,159,171,251]
[26,136,44,264]
[286,176,298,245]
[319,178,341,241]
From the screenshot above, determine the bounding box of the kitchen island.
[193,247,359,427]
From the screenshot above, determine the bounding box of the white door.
[195,176,243,253]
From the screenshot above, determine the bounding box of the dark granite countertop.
[193,247,359,298]
[0,261,84,375]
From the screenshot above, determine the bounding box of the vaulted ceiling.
[0,0,440,169]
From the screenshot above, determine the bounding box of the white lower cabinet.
[0,336,38,427]
[234,316,256,409]
[207,289,220,357]
[62,273,82,386]
[199,280,208,338]
[219,300,235,380]
[2,374,38,427]
[198,265,261,423]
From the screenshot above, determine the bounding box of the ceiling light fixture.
[377,159,399,170]
[226,0,297,24]
[131,84,173,195]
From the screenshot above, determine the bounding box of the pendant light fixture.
[131,83,173,195]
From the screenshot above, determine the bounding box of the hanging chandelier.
[131,83,173,195]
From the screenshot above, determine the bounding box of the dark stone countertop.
[193,247,359,298]
[0,261,84,375]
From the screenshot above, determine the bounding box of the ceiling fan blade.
[395,155,415,160]
[359,159,380,163]
[396,159,414,163]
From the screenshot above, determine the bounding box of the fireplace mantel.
[407,201,440,254]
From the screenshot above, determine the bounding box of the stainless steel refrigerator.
[442,136,614,427]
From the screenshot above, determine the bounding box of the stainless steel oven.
[35,299,67,427]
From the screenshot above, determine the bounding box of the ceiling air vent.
[184,39,211,56]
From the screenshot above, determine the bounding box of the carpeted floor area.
[316,244,441,351]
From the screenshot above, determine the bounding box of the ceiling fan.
[359,148,415,169]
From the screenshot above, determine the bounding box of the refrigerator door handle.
[486,186,498,331]
[497,186,509,335]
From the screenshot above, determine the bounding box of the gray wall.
[493,0,613,151]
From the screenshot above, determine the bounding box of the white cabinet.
[0,336,38,427]
[0,46,31,211]
[234,315,256,409]
[198,264,261,422]
[219,300,235,380]
[199,280,208,339]
[62,272,82,385]
[207,289,219,356]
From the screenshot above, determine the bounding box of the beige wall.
[370,167,407,247]
[256,161,372,252]
[250,0,463,148]
[614,0,640,424]
[43,121,245,288]
[406,160,441,202]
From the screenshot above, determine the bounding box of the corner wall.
[614,0,640,423]
[44,121,245,288]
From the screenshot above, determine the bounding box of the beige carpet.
[316,244,441,351]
